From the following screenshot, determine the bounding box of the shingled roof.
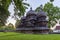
[26,7,36,16]
[37,10,47,17]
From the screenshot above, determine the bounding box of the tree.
[8,23,14,27]
[0,0,29,26]
[13,0,30,20]
[44,2,60,27]
[35,1,60,27]
[50,0,54,2]
[0,0,11,26]
[15,20,21,27]
[4,23,15,32]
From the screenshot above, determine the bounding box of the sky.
[7,0,60,26]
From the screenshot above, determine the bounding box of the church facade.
[16,7,49,34]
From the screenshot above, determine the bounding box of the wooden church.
[16,7,49,34]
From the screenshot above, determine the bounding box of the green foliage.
[15,20,21,27]
[13,0,30,20]
[0,26,15,32]
[0,23,15,32]
[0,0,11,26]
[35,2,60,27]
[50,0,54,2]
[4,26,15,31]
[44,2,60,27]
[4,23,15,31]
[14,0,29,13]
[0,0,29,26]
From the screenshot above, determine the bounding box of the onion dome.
[21,16,26,20]
[37,11,47,17]
[26,7,36,16]
[37,5,47,17]
[21,17,26,23]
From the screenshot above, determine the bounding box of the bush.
[0,26,16,32]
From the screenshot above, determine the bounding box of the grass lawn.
[0,32,60,40]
